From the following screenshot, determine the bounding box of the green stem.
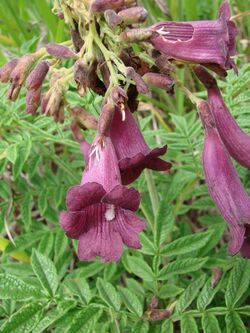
[144,169,159,218]
[90,20,118,86]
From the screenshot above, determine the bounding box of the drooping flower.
[199,100,250,256]
[195,65,250,170]
[150,1,237,75]
[60,134,145,262]
[110,106,171,185]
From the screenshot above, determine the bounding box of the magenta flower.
[150,2,237,74]
[60,135,145,262]
[110,106,171,185]
[199,101,250,256]
[195,65,250,170]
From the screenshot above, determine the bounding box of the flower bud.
[199,100,250,256]
[26,88,41,115]
[70,107,98,130]
[118,6,148,25]
[143,72,174,93]
[120,28,155,42]
[0,59,18,83]
[104,10,122,28]
[26,60,49,91]
[7,54,36,101]
[126,67,149,94]
[98,102,116,136]
[70,122,91,164]
[195,65,250,170]
[46,43,77,59]
[90,0,135,13]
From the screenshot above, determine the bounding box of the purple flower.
[150,1,237,74]
[110,106,171,185]
[199,101,250,256]
[60,135,145,262]
[195,65,250,170]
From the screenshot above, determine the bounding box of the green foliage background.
[0,0,250,332]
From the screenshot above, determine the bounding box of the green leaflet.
[31,249,59,296]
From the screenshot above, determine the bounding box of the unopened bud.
[46,43,77,59]
[143,72,174,93]
[120,28,155,42]
[70,107,98,130]
[118,6,148,25]
[71,122,91,164]
[8,54,36,101]
[26,88,41,115]
[104,10,122,28]
[98,102,115,136]
[126,67,148,94]
[0,59,18,83]
[26,60,49,91]
[90,0,135,13]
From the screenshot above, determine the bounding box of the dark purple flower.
[60,135,145,262]
[110,106,171,185]
[150,1,237,73]
[199,101,250,256]
[195,65,250,170]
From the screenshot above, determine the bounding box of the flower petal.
[66,182,106,211]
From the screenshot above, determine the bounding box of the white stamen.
[120,104,126,122]
[156,27,170,36]
[105,205,116,222]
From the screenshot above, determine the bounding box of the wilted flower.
[60,135,145,262]
[126,67,149,94]
[0,59,18,83]
[74,59,106,96]
[150,2,237,73]
[110,106,171,185]
[199,100,250,256]
[70,106,98,130]
[46,43,77,59]
[7,54,37,101]
[195,65,250,170]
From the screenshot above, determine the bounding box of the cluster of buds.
[0,0,246,260]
